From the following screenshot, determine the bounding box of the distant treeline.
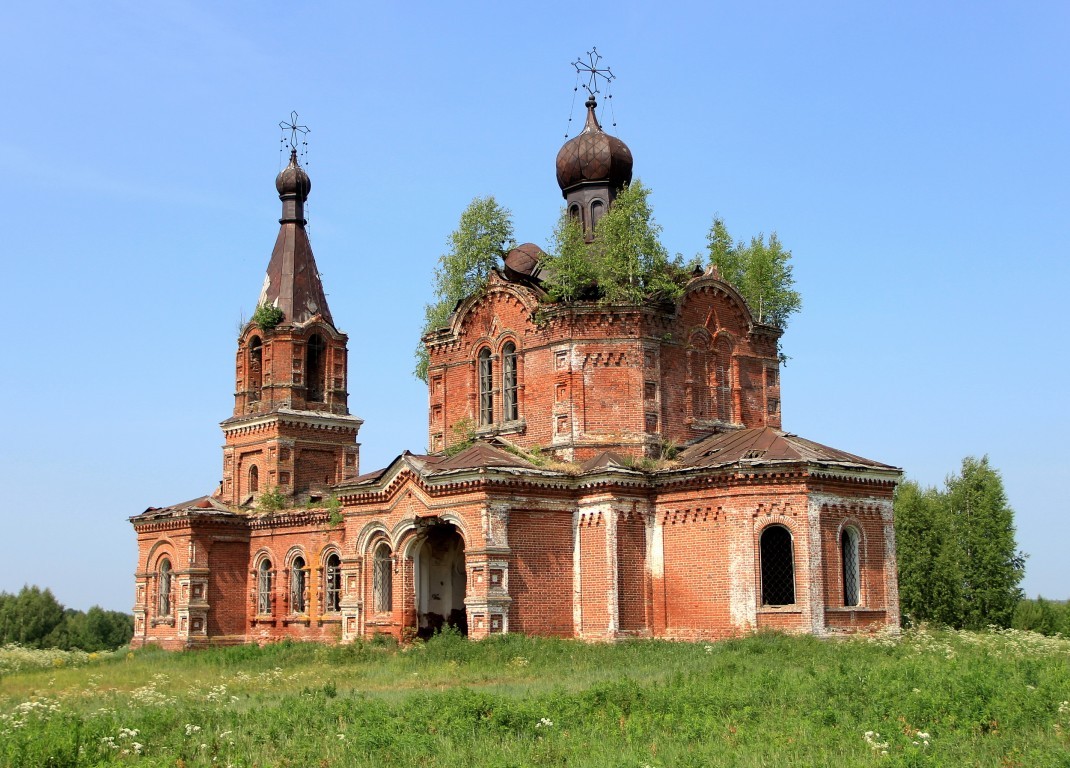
[1012,597,1070,636]
[0,586,133,651]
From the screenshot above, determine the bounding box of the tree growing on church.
[706,218,801,330]
[895,456,1025,629]
[540,180,692,305]
[414,196,515,381]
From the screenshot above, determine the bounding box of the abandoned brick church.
[130,95,901,649]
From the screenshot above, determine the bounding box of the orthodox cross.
[573,47,614,97]
[279,111,310,152]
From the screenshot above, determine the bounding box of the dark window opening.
[690,344,709,419]
[714,339,733,422]
[248,465,259,494]
[373,543,393,613]
[290,556,306,613]
[503,342,518,421]
[249,336,262,401]
[158,559,172,617]
[478,347,493,425]
[842,528,861,606]
[306,334,326,402]
[257,560,272,614]
[590,199,605,228]
[325,553,341,613]
[760,525,795,606]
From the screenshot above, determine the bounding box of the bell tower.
[220,139,362,506]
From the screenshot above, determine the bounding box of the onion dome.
[276,149,311,200]
[555,96,633,194]
[503,243,545,281]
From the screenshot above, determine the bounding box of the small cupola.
[276,149,311,223]
[555,96,633,237]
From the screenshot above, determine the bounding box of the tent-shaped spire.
[257,149,334,327]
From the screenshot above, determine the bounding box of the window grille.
[157,559,173,617]
[478,348,494,425]
[373,544,393,613]
[842,528,861,606]
[290,556,306,613]
[714,342,732,422]
[325,554,341,613]
[503,343,518,421]
[257,560,272,614]
[760,526,795,606]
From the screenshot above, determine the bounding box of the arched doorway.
[414,521,467,638]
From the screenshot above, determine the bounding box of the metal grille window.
[257,560,272,614]
[324,554,341,613]
[478,348,494,425]
[290,556,306,613]
[842,528,861,606]
[503,343,518,421]
[373,543,393,613]
[157,559,173,617]
[760,526,796,606]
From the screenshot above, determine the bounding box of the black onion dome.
[555,96,633,193]
[276,149,311,199]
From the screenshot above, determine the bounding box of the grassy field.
[1,628,1068,767]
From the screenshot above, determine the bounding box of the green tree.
[591,180,683,304]
[947,456,1025,629]
[542,210,596,302]
[414,196,515,381]
[540,181,691,305]
[0,585,65,647]
[894,456,1025,629]
[706,218,801,330]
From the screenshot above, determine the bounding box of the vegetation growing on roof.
[540,180,696,305]
[414,196,516,382]
[250,302,285,331]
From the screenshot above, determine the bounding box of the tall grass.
[1,628,1068,767]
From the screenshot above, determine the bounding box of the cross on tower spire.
[279,111,310,153]
[573,47,615,98]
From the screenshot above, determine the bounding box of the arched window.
[248,465,259,494]
[478,347,494,426]
[689,337,710,420]
[290,556,306,613]
[568,203,581,223]
[257,559,272,615]
[373,543,393,613]
[157,558,173,617]
[842,527,861,607]
[590,199,605,228]
[306,334,326,402]
[760,525,795,606]
[324,553,341,613]
[502,342,518,422]
[713,337,733,423]
[248,336,262,401]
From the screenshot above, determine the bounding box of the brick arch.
[677,276,755,330]
[251,547,276,569]
[450,282,540,338]
[355,521,392,555]
[144,540,176,571]
[282,545,307,568]
[835,516,868,606]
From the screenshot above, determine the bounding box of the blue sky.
[2,1,1067,612]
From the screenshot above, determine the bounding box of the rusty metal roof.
[675,427,896,471]
[257,152,334,327]
[435,442,533,471]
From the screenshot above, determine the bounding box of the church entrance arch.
[413,520,468,638]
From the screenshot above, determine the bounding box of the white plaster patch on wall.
[806,495,825,635]
[572,507,583,635]
[729,519,756,630]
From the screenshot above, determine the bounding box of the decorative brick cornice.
[220,408,363,436]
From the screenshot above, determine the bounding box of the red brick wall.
[507,509,573,636]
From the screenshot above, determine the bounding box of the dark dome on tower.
[556,96,633,194]
[276,149,311,199]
